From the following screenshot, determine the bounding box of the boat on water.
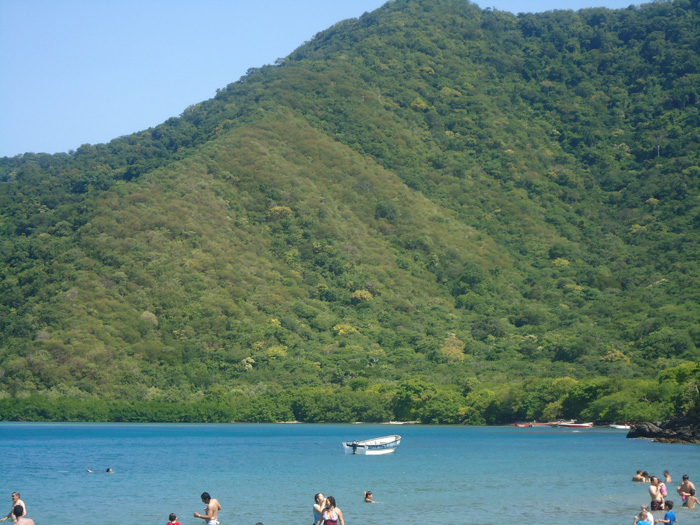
[609,424,631,430]
[343,435,401,455]
[558,422,594,428]
[512,420,576,428]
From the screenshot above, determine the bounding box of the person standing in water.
[313,493,325,525]
[1,493,25,523]
[682,488,699,509]
[657,501,677,525]
[650,476,665,511]
[194,492,222,525]
[677,474,695,500]
[10,507,33,525]
[316,496,345,525]
[634,509,652,525]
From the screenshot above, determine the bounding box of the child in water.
[167,513,181,525]
[657,501,677,525]
[682,488,699,509]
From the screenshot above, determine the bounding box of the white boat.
[343,435,401,455]
[609,424,631,430]
[558,422,594,428]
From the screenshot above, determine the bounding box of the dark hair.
[169,513,177,521]
[663,470,670,475]
[12,506,23,518]
[315,493,323,502]
[690,488,696,496]
[665,501,674,509]
[326,496,336,509]
[201,492,211,502]
[683,474,689,480]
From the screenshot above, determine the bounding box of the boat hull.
[343,435,401,455]
[558,422,594,428]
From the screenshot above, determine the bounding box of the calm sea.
[1,423,697,524]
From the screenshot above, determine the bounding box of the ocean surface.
[1,423,697,524]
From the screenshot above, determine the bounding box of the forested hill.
[1,0,699,424]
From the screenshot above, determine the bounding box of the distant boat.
[343,435,401,455]
[609,424,631,430]
[512,420,573,428]
[558,422,594,428]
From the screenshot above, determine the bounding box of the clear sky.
[1,0,640,158]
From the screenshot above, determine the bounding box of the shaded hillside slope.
[1,0,698,423]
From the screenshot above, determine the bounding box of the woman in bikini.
[316,496,345,525]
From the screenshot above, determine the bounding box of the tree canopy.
[1,0,699,423]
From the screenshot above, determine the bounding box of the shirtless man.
[1,493,25,523]
[677,474,695,498]
[633,470,646,482]
[650,476,665,511]
[194,492,221,525]
[11,507,33,525]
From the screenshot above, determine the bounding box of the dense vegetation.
[1,0,699,424]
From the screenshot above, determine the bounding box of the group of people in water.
[312,490,375,525]
[631,471,697,524]
[13,471,697,524]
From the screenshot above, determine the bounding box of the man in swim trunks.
[194,492,221,525]
[650,476,665,511]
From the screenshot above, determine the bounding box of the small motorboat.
[343,435,401,455]
[609,424,631,430]
[558,422,594,428]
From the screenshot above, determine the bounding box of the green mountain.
[1,0,698,423]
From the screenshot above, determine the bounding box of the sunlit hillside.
[1,0,698,423]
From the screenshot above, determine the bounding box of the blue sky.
[1,0,640,158]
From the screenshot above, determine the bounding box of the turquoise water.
[1,423,697,524]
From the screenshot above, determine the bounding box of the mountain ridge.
[1,0,698,423]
